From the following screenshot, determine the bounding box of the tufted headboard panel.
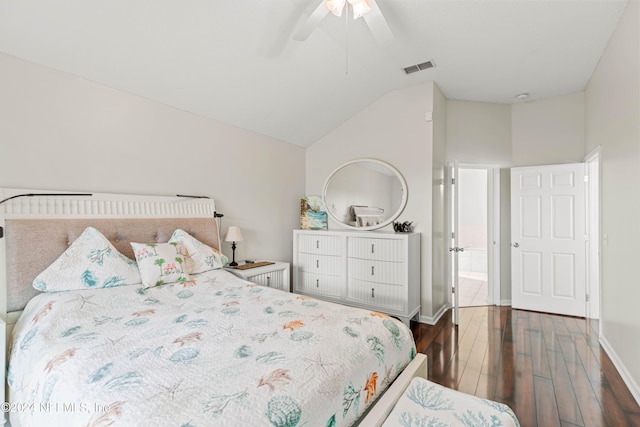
[4,217,220,313]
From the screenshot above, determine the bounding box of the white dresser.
[293,230,420,325]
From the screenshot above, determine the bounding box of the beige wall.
[0,53,306,265]
[512,92,585,166]
[585,0,640,400]
[499,168,512,303]
[446,100,512,166]
[306,83,436,319]
[446,93,587,304]
[431,84,448,317]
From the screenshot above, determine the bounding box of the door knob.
[513,242,520,248]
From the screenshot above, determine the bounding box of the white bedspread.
[8,269,415,427]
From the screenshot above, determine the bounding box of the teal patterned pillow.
[131,241,192,288]
[33,227,141,292]
[169,229,228,273]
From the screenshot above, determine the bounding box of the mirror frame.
[322,158,408,231]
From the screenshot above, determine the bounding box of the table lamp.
[224,226,243,266]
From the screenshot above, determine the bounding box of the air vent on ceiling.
[403,60,435,75]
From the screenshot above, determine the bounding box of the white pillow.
[33,227,141,292]
[130,241,192,288]
[169,229,228,273]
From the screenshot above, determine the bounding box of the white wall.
[0,53,306,265]
[306,83,436,318]
[512,92,585,167]
[585,0,640,401]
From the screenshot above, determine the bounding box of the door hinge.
[452,287,455,294]
[586,294,590,302]
[451,231,455,239]
[584,175,589,182]
[451,178,456,185]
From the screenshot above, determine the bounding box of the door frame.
[585,147,601,319]
[447,163,501,312]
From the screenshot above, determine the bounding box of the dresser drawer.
[297,272,342,298]
[347,279,404,311]
[297,253,341,276]
[297,234,342,256]
[348,258,403,285]
[348,237,402,262]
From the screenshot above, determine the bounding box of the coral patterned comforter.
[8,269,415,427]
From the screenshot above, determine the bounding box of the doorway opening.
[448,163,500,324]
[456,168,489,307]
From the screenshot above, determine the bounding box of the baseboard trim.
[418,304,447,325]
[599,335,640,406]
[499,299,512,306]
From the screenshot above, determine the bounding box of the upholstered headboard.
[0,189,221,321]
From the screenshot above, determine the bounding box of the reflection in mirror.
[323,159,408,231]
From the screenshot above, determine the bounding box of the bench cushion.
[381,377,520,426]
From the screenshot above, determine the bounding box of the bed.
[1,189,521,427]
[0,189,418,427]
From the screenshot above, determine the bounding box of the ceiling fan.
[293,0,395,46]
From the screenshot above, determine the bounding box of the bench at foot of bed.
[359,353,520,427]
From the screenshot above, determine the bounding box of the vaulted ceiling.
[0,0,628,147]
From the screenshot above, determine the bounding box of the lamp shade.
[224,226,244,242]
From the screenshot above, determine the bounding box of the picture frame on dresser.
[292,229,420,326]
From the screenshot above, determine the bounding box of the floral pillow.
[131,241,192,288]
[33,227,141,292]
[169,229,228,273]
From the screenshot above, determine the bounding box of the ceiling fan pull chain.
[345,6,349,75]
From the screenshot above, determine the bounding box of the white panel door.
[511,163,586,317]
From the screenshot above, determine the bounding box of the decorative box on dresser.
[293,230,420,326]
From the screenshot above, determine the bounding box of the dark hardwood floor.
[411,306,640,427]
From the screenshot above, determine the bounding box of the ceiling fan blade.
[362,0,394,46]
[293,1,330,41]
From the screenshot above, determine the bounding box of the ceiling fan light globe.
[326,0,346,16]
[348,0,371,18]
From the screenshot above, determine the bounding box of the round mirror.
[322,158,408,231]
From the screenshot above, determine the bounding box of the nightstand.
[224,261,291,292]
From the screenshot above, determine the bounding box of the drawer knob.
[316,279,319,288]
[371,288,375,298]
[267,276,271,287]
[371,244,375,254]
[371,266,375,275]
[316,240,319,249]
[316,259,319,268]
